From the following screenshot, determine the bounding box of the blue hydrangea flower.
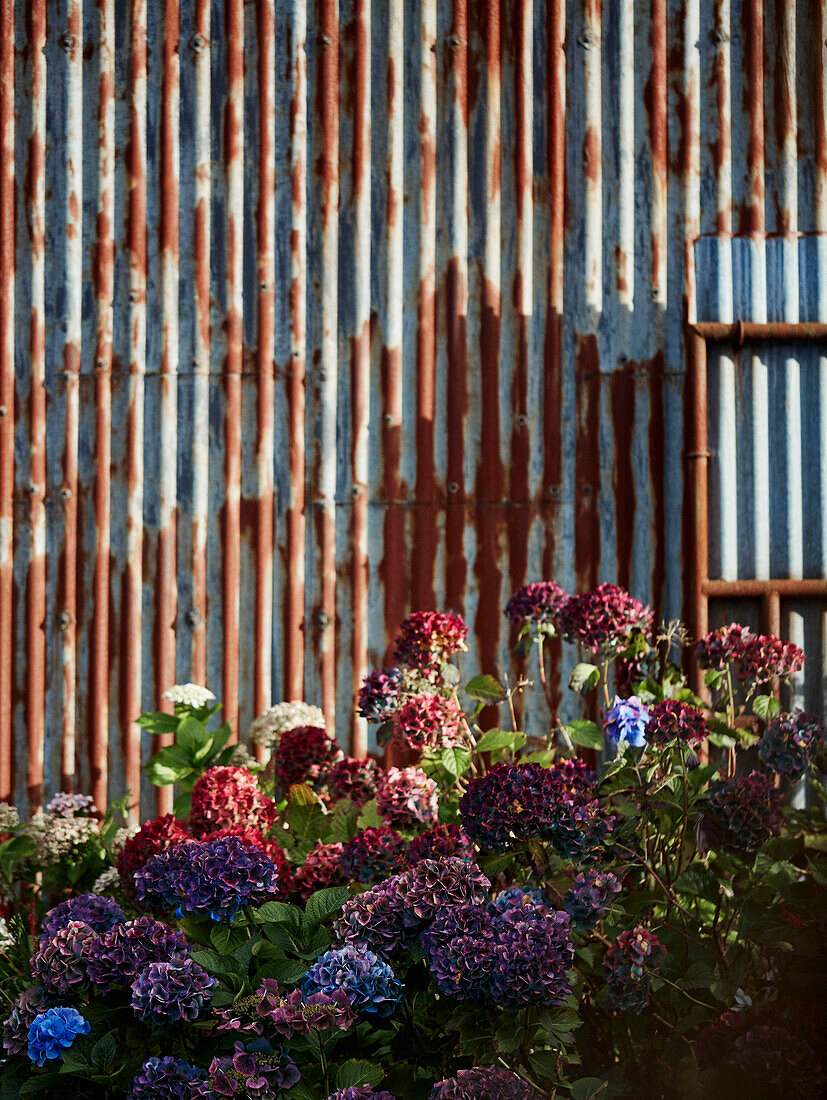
[41,893,126,940]
[131,959,216,1026]
[603,695,649,750]
[302,945,403,1016]
[492,886,546,911]
[27,1006,90,1067]
[564,869,622,929]
[129,1055,210,1099]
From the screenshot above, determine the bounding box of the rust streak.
[574,334,601,592]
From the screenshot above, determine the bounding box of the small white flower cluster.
[229,744,257,769]
[109,824,139,859]
[249,701,326,750]
[27,812,98,867]
[92,867,121,896]
[0,917,14,950]
[162,683,216,709]
[0,803,19,833]
[45,792,97,818]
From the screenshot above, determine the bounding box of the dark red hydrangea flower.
[696,623,752,671]
[326,756,380,805]
[340,827,408,884]
[614,650,655,697]
[393,611,469,669]
[644,699,707,747]
[189,766,276,839]
[205,826,295,898]
[705,770,785,852]
[271,726,343,792]
[294,842,348,899]
[117,814,189,895]
[697,623,805,684]
[758,711,824,776]
[358,668,404,723]
[504,581,569,626]
[549,756,598,794]
[390,693,464,751]
[406,824,474,866]
[377,766,438,828]
[557,583,654,656]
[603,926,666,1013]
[430,1067,544,1099]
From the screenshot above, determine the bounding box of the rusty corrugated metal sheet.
[1,0,825,818]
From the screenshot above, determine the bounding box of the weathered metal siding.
[0,0,824,817]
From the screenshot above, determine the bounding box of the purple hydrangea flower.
[27,1006,90,1067]
[86,915,190,992]
[421,904,496,1000]
[603,695,650,750]
[129,1056,210,1099]
[302,945,403,1016]
[31,920,95,995]
[45,793,97,818]
[3,987,52,1055]
[339,827,408,884]
[603,926,666,1012]
[644,700,707,747]
[327,1090,397,1100]
[564,869,622,929]
[41,893,126,940]
[488,904,574,1010]
[358,667,403,722]
[208,1038,300,1096]
[757,711,824,776]
[406,824,474,866]
[130,959,216,1026]
[135,835,278,921]
[217,979,356,1039]
[431,1066,545,1099]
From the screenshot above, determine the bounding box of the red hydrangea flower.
[271,726,343,792]
[390,693,464,752]
[117,814,189,896]
[189,766,276,839]
[340,827,408,884]
[393,611,468,669]
[294,842,348,900]
[644,699,707,747]
[326,756,380,806]
[697,623,752,671]
[705,770,785,852]
[697,623,805,684]
[557,583,654,656]
[504,581,569,625]
[204,826,295,898]
[377,767,438,828]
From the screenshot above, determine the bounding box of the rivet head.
[59,487,71,501]
[383,413,395,426]
[314,609,331,629]
[351,484,361,497]
[59,32,76,51]
[448,481,459,494]
[185,608,203,629]
[189,33,206,54]
[0,406,6,417]
[59,610,73,629]
[446,34,462,47]
[28,483,39,496]
[515,413,528,427]
[549,485,561,498]
[582,484,593,497]
[96,358,107,371]
[320,34,332,46]
[577,29,596,48]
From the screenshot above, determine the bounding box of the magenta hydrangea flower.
[705,770,785,852]
[86,915,190,992]
[189,766,276,839]
[340,827,408,884]
[431,1066,545,1099]
[271,726,343,791]
[31,920,95,995]
[294,841,348,899]
[557,583,653,656]
[130,958,216,1026]
[326,756,380,805]
[644,699,707,747]
[504,581,569,626]
[564,869,622,929]
[757,711,824,776]
[302,945,403,1016]
[376,766,438,828]
[406,824,474,866]
[208,1038,300,1096]
[129,1056,210,1099]
[390,693,465,752]
[393,611,469,669]
[328,1089,397,1100]
[603,926,666,1012]
[216,979,356,1039]
[41,893,125,940]
[358,668,404,723]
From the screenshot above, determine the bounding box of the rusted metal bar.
[27,0,47,812]
[703,579,827,598]
[124,0,147,820]
[691,322,827,342]
[285,0,306,704]
[90,0,115,812]
[684,328,708,677]
[0,0,14,803]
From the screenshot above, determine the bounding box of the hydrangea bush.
[0,587,824,1099]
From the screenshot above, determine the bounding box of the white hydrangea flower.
[109,824,139,859]
[92,867,121,896]
[27,812,98,867]
[229,744,257,769]
[45,792,97,818]
[249,701,325,750]
[0,917,13,950]
[0,803,19,833]
[162,683,216,708]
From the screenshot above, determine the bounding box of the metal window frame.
[684,321,827,695]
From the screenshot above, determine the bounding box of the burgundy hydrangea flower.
[203,826,295,899]
[131,958,216,1026]
[3,987,52,1055]
[209,1038,300,1096]
[117,814,189,895]
[697,623,806,683]
[129,1056,210,1100]
[326,756,380,806]
[294,842,348,899]
[340,827,408,884]
[271,726,343,792]
[504,581,569,626]
[430,1066,545,1099]
[603,926,666,1012]
[334,877,410,954]
[614,650,655,697]
[705,771,785,852]
[697,623,752,671]
[390,693,464,752]
[393,611,469,669]
[376,766,438,828]
[189,766,276,839]
[564,869,622,929]
[557,583,653,656]
[758,711,824,776]
[86,915,190,992]
[41,894,125,940]
[406,824,474,866]
[358,668,404,723]
[644,699,707,747]
[31,920,95,995]
[549,756,598,794]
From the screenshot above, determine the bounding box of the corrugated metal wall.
[1,0,825,818]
